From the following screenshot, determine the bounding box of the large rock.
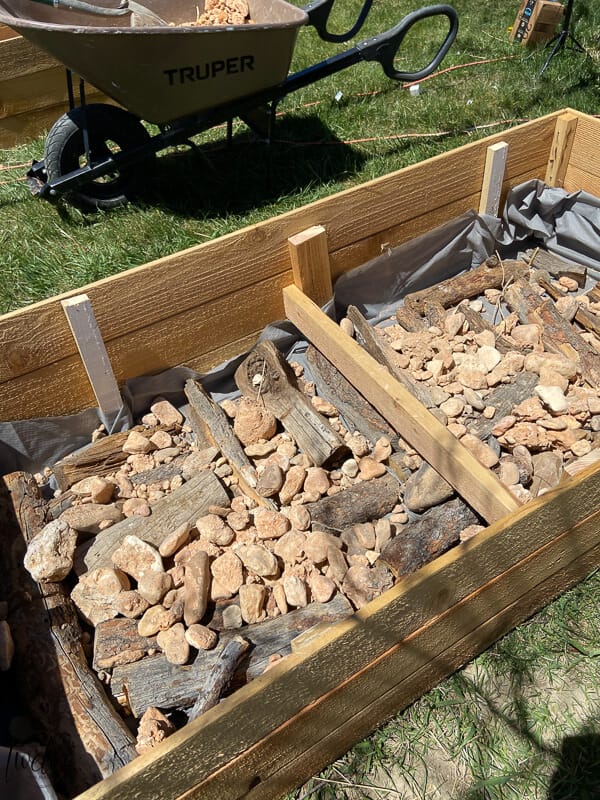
[403,462,455,513]
[23,519,78,582]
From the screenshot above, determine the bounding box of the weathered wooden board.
[0,110,576,421]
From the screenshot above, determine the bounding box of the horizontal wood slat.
[0,111,571,421]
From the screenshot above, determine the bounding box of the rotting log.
[0,472,137,797]
[468,371,539,440]
[381,498,480,577]
[235,341,349,468]
[187,636,250,722]
[75,469,229,573]
[306,473,400,533]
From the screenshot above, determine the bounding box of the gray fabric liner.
[2,178,600,476]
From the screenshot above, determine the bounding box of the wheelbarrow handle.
[356,4,458,82]
[303,0,373,43]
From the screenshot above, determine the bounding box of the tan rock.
[112,535,164,581]
[233,397,278,446]
[358,456,386,480]
[150,399,184,427]
[184,550,211,626]
[158,522,193,557]
[227,509,251,531]
[326,546,348,584]
[239,583,266,624]
[235,543,279,577]
[498,422,550,450]
[524,352,578,379]
[460,524,485,543]
[309,574,336,603]
[444,311,465,337]
[510,324,542,350]
[60,503,123,534]
[311,396,338,416]
[440,397,465,418]
[460,433,499,468]
[136,706,176,755]
[498,459,520,486]
[491,415,516,437]
[273,531,306,565]
[303,467,330,497]
[279,465,306,505]
[303,531,341,565]
[458,368,487,391]
[254,507,290,540]
[123,430,154,455]
[87,477,115,504]
[346,432,371,459]
[185,624,218,651]
[256,462,285,498]
[137,571,173,605]
[341,458,359,479]
[373,437,392,462]
[374,519,393,552]
[535,385,569,414]
[342,563,394,609]
[71,568,130,626]
[115,590,150,619]
[137,604,177,637]
[210,551,244,595]
[404,462,454,512]
[283,575,308,608]
[122,497,152,517]
[150,429,173,450]
[157,623,190,665]
[286,504,311,531]
[195,514,235,546]
[23,519,78,582]
[222,604,243,629]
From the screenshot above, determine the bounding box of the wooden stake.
[545,112,578,188]
[283,285,520,524]
[287,225,333,308]
[61,294,122,417]
[479,141,509,216]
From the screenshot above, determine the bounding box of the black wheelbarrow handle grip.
[356,4,459,82]
[303,0,373,43]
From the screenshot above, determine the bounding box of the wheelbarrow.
[0,0,458,209]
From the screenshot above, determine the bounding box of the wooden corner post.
[479,141,509,217]
[287,225,333,308]
[545,112,578,188]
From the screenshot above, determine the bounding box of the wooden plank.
[0,36,60,80]
[479,141,509,216]
[62,294,123,417]
[561,112,600,187]
[545,112,578,188]
[0,112,562,423]
[283,285,519,524]
[562,163,600,198]
[287,225,333,308]
[72,460,600,800]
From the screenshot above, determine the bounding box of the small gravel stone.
[195,514,235,546]
[137,571,173,605]
[136,707,176,755]
[210,551,244,595]
[239,584,266,624]
[71,568,130,626]
[115,590,150,619]
[358,456,386,480]
[235,543,279,577]
[150,399,184,427]
[233,397,278,445]
[254,507,291,540]
[158,522,192,557]
[157,623,189,665]
[112,535,164,581]
[185,624,218,650]
[222,604,243,629]
[123,431,154,455]
[283,575,308,608]
[60,503,123,534]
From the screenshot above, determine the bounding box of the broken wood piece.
[346,305,436,409]
[76,469,229,573]
[525,248,587,287]
[403,256,528,314]
[93,617,157,670]
[61,294,123,418]
[459,305,520,354]
[111,594,352,717]
[544,112,578,188]
[283,284,520,524]
[0,472,137,796]
[395,303,428,332]
[234,341,349,468]
[534,272,600,337]
[187,635,250,722]
[305,344,398,448]
[479,141,509,216]
[306,472,400,533]
[381,498,480,577]
[287,225,333,308]
[183,378,271,508]
[468,371,539,440]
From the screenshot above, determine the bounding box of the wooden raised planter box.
[2,107,600,800]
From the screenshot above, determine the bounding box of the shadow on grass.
[547,734,600,800]
[138,113,368,217]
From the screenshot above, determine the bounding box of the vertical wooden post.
[479,141,509,216]
[287,225,333,308]
[545,112,578,188]
[61,294,122,417]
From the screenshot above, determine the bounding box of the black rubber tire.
[44,104,154,211]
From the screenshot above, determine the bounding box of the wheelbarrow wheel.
[44,104,154,210]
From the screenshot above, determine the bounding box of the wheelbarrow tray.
[0,0,308,124]
[2,108,600,800]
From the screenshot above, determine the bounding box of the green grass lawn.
[2,1,600,797]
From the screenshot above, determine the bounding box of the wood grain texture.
[287,225,333,307]
[0,111,564,420]
[479,141,509,216]
[561,112,600,185]
[283,285,519,524]
[545,112,578,188]
[71,459,600,800]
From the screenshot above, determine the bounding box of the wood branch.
[525,248,587,286]
[468,371,539,440]
[403,257,529,313]
[505,279,600,386]
[381,498,479,577]
[110,594,352,717]
[459,305,521,354]
[234,341,349,468]
[305,344,398,447]
[187,636,250,722]
[306,473,400,533]
[183,378,266,506]
[395,304,428,332]
[0,472,137,797]
[346,305,436,409]
[52,424,173,491]
[93,618,158,671]
[75,469,229,573]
